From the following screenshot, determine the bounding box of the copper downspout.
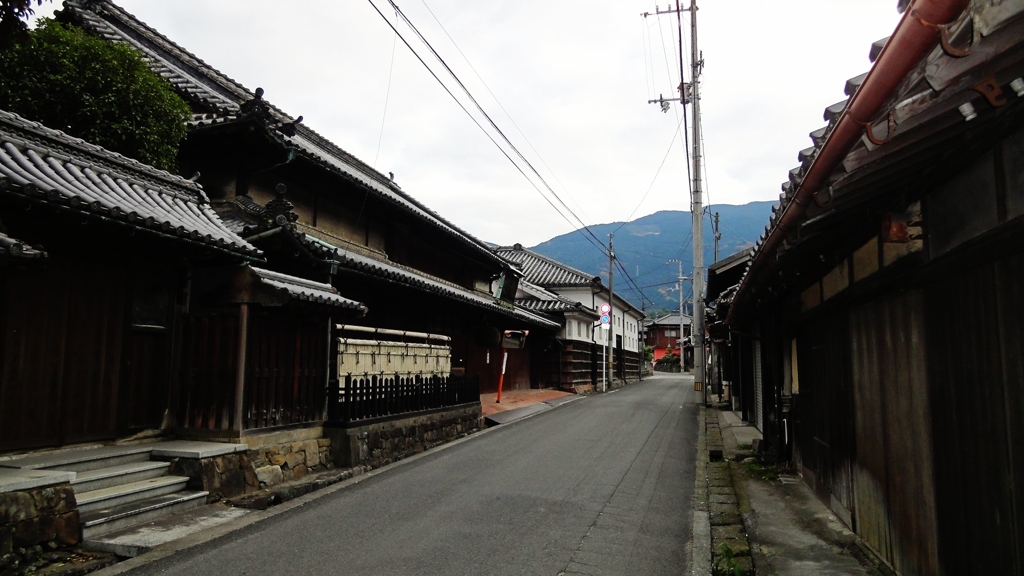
[726,0,971,324]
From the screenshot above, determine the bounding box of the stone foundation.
[0,485,80,560]
[326,405,481,469]
[163,437,335,498]
[166,452,255,503]
[247,439,333,490]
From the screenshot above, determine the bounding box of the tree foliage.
[0,0,48,49]
[0,19,190,171]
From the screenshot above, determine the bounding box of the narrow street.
[123,374,697,576]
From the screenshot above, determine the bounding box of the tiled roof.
[250,266,367,313]
[303,235,559,329]
[515,279,599,319]
[0,233,46,260]
[62,0,504,269]
[733,1,1024,320]
[495,244,601,288]
[0,109,260,257]
[647,313,691,327]
[516,299,596,316]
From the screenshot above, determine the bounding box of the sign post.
[496,330,528,404]
[599,303,611,392]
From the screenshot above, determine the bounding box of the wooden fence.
[326,374,479,424]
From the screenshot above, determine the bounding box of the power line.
[416,0,594,226]
[371,0,609,256]
[613,111,686,233]
[366,0,610,256]
[373,6,399,169]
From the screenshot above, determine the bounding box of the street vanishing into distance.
[126,374,696,576]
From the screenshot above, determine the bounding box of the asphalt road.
[130,373,697,576]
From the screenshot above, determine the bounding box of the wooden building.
[0,108,264,451]
[718,1,1024,574]
[496,244,645,388]
[59,0,560,407]
[643,313,691,367]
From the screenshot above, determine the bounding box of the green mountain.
[529,202,773,311]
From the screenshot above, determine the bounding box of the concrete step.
[83,504,251,557]
[81,491,209,540]
[72,461,171,493]
[0,445,154,473]
[76,476,190,513]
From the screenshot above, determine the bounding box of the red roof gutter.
[726,0,971,324]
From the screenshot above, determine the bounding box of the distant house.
[496,244,645,388]
[643,313,691,366]
[713,2,1024,574]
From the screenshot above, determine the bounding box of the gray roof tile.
[305,236,560,329]
[495,244,601,288]
[0,109,260,257]
[64,0,502,268]
[250,266,367,312]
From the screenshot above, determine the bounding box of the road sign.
[600,303,611,330]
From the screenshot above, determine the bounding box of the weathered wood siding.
[796,311,855,522]
[179,311,330,433]
[925,254,1024,575]
[179,314,240,431]
[849,291,938,575]
[0,262,139,451]
[244,312,328,430]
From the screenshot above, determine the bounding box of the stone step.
[0,445,154,474]
[81,491,209,540]
[76,476,190,513]
[72,461,171,493]
[83,504,251,558]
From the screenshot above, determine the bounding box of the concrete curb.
[692,404,710,576]
[705,409,755,575]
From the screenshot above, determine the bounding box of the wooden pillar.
[233,304,249,432]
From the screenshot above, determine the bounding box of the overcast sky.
[32,1,902,248]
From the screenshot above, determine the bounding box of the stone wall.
[326,405,481,469]
[164,439,334,498]
[247,439,332,489]
[0,484,79,566]
[166,452,255,503]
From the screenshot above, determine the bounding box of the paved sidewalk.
[709,403,886,576]
[479,388,576,417]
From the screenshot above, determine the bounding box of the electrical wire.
[364,0,610,257]
[373,7,399,169]
[416,0,594,226]
[374,0,609,256]
[614,258,656,308]
[612,111,687,233]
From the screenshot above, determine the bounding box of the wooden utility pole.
[684,0,706,403]
[643,0,706,402]
[606,233,615,389]
[713,212,721,262]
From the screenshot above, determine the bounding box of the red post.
[496,349,508,404]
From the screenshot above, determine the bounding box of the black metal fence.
[326,374,480,424]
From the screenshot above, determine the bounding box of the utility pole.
[689,0,706,405]
[643,0,706,403]
[713,212,721,263]
[607,233,615,390]
[667,259,690,368]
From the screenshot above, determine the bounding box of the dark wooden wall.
[179,313,240,432]
[0,261,174,452]
[849,290,938,575]
[925,253,1024,575]
[244,312,328,430]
